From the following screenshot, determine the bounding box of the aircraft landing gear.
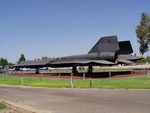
[35,68,39,74]
[72,66,78,74]
[88,65,93,73]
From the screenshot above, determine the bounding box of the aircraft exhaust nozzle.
[98,52,117,61]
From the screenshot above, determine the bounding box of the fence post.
[147,69,150,75]
[21,74,24,86]
[108,67,111,78]
[70,78,74,88]
[83,73,85,80]
[89,78,92,88]
[109,71,111,78]
[70,73,74,88]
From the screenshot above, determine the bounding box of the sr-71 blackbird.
[49,36,141,73]
[15,36,142,74]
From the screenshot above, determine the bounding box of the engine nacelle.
[98,52,117,61]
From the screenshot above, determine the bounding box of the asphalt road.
[0,85,150,113]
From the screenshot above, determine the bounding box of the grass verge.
[0,102,7,109]
[0,75,150,89]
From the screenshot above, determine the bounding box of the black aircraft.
[15,36,141,74]
[49,36,141,73]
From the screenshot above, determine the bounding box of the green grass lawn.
[92,77,150,89]
[0,102,7,109]
[0,75,150,89]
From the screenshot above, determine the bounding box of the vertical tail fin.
[88,36,120,54]
[117,41,133,54]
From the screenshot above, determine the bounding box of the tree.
[0,58,8,66]
[18,54,26,64]
[136,56,150,64]
[136,12,150,55]
[7,63,15,68]
[42,56,49,60]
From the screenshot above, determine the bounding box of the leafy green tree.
[42,56,49,60]
[18,54,26,64]
[0,58,8,66]
[136,56,150,64]
[136,12,150,55]
[7,63,15,68]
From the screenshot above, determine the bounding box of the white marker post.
[83,73,85,80]
[89,78,92,88]
[109,68,111,78]
[21,74,24,86]
[70,73,74,88]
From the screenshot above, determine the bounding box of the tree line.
[136,56,150,64]
[0,58,15,67]
[0,54,54,67]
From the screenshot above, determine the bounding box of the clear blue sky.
[0,0,149,63]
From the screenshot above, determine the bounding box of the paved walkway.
[0,85,150,113]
